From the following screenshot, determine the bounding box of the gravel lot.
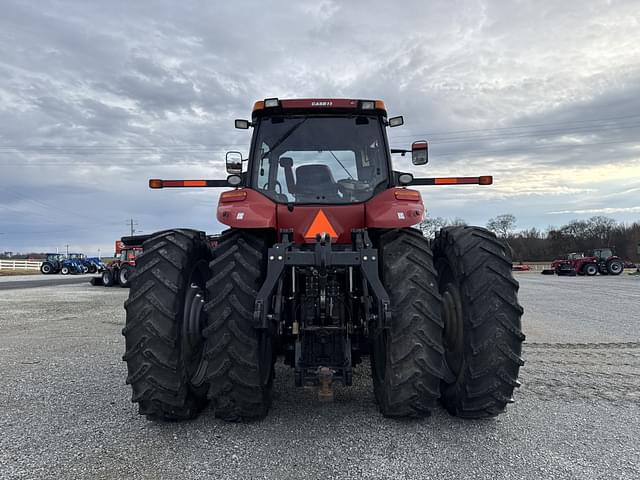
[1,274,639,479]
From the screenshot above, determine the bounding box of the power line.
[389,122,640,145]
[388,112,640,138]
[1,111,639,155]
[0,136,636,167]
[0,186,122,224]
[392,138,640,159]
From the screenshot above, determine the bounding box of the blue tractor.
[86,257,106,273]
[60,256,83,275]
[40,253,63,274]
[68,253,105,273]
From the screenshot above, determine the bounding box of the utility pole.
[65,244,69,256]
[127,218,139,236]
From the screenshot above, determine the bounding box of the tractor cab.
[234,99,428,206]
[247,102,393,204]
[45,253,63,263]
[118,247,141,264]
[591,248,613,260]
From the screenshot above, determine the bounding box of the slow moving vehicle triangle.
[304,209,338,240]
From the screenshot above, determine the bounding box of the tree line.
[419,214,640,262]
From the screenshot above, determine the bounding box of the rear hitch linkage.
[253,229,391,332]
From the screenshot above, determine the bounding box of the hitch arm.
[410,176,493,186]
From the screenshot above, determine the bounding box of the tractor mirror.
[388,116,404,127]
[226,151,243,174]
[411,140,428,165]
[235,119,250,129]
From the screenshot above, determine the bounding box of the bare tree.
[486,214,517,238]
[419,215,468,238]
[418,216,448,238]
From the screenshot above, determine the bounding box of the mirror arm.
[390,148,409,156]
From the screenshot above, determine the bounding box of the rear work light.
[264,98,280,108]
[360,100,375,110]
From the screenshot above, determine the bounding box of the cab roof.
[251,98,387,117]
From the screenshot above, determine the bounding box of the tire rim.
[435,257,465,382]
[42,265,50,273]
[441,282,464,378]
[587,265,597,275]
[442,283,463,352]
[610,263,622,274]
[181,259,209,387]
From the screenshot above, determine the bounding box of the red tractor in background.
[551,248,624,276]
[100,239,143,287]
[122,98,524,423]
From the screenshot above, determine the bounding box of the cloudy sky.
[1,0,639,255]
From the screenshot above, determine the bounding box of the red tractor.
[100,239,143,287]
[551,248,624,276]
[123,98,524,422]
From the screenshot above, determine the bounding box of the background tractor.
[98,240,143,287]
[69,253,105,274]
[40,253,63,274]
[123,98,524,422]
[551,248,624,276]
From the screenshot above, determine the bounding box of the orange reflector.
[183,180,207,187]
[220,190,247,202]
[253,100,265,112]
[394,189,421,201]
[149,179,163,189]
[434,178,459,185]
[433,177,490,185]
[374,100,386,111]
[304,210,338,240]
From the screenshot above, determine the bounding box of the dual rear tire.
[372,227,524,419]
[123,228,273,421]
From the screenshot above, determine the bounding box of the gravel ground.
[0,274,639,479]
[0,274,94,290]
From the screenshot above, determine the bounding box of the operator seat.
[294,164,340,202]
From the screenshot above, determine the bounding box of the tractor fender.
[365,188,424,229]
[217,188,277,229]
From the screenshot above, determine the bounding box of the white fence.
[0,259,43,271]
